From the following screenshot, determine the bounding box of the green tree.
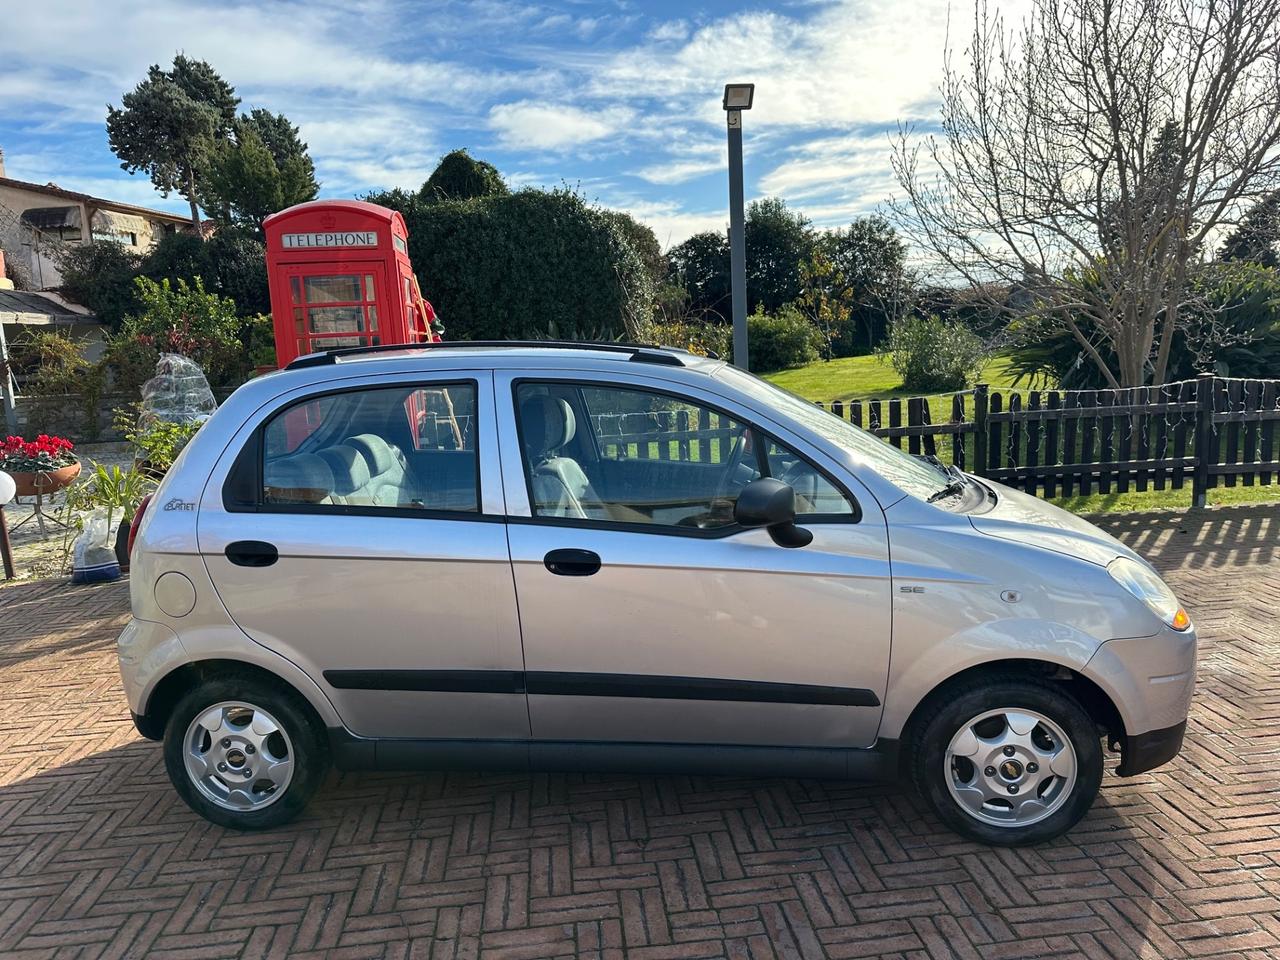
[666,231,730,319]
[819,216,910,353]
[666,199,815,321]
[797,250,854,360]
[744,198,814,313]
[421,149,508,202]
[106,55,239,229]
[1220,191,1280,268]
[140,227,270,317]
[198,111,319,234]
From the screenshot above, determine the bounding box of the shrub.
[54,241,142,330]
[141,228,270,317]
[740,304,823,372]
[638,318,731,359]
[882,314,987,392]
[386,187,654,342]
[115,277,245,390]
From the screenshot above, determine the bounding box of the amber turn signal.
[1171,608,1191,632]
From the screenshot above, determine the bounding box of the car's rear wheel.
[163,676,328,829]
[911,679,1103,845]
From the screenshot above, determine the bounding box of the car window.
[514,381,852,530]
[761,437,854,516]
[716,365,950,501]
[259,382,478,512]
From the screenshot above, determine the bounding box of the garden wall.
[8,394,134,443]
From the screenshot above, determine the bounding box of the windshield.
[716,366,951,501]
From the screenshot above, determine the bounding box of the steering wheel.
[676,427,756,529]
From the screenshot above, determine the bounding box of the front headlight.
[1108,557,1191,631]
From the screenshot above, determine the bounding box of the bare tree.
[892,0,1280,387]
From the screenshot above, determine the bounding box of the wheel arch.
[135,658,332,742]
[895,658,1124,773]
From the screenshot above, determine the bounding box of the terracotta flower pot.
[9,460,81,497]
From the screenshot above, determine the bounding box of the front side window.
[259,382,478,513]
[514,381,852,531]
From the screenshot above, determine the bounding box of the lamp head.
[722,83,755,111]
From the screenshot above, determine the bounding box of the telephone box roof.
[263,199,404,230]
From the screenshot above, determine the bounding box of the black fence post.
[1192,373,1215,508]
[972,384,989,477]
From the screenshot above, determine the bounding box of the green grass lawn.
[762,354,1024,403]
[762,353,1280,514]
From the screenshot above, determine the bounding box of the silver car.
[118,342,1195,845]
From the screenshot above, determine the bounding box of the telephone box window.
[305,275,363,303]
[309,305,365,334]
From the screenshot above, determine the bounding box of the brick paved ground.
[0,505,1277,960]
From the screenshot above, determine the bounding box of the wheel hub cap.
[944,707,1078,828]
[183,701,294,812]
[999,759,1023,781]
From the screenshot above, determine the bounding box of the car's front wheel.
[163,676,329,829]
[911,678,1103,845]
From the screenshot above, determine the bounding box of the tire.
[910,678,1103,846]
[163,674,329,830]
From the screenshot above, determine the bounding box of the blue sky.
[0,0,954,247]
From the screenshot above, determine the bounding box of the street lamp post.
[723,83,754,369]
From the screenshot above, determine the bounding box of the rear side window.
[256,382,478,513]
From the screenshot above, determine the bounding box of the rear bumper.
[1116,719,1186,776]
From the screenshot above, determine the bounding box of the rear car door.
[197,370,528,741]
[496,371,892,753]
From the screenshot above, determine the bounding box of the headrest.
[347,434,398,477]
[264,454,333,503]
[520,395,575,458]
[316,444,370,495]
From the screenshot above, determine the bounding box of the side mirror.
[734,477,813,548]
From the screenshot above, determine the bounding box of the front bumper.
[1116,719,1187,776]
[1085,623,1196,775]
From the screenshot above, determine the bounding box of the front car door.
[495,370,892,759]
[198,369,528,743]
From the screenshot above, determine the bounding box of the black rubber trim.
[285,340,690,370]
[131,710,164,741]
[1115,718,1186,776]
[323,668,879,707]
[325,728,900,780]
[324,669,525,694]
[526,672,880,706]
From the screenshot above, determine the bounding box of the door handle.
[225,540,279,568]
[544,548,601,577]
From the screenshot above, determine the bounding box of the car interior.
[262,384,479,512]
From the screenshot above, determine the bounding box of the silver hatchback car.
[118,342,1196,845]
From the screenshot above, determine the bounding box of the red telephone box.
[263,199,440,368]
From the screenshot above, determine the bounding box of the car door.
[496,371,892,751]
[198,370,529,742]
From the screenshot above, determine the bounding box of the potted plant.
[0,434,81,497]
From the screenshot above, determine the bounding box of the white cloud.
[488,101,634,151]
[647,19,691,43]
[585,0,950,130]
[619,200,726,249]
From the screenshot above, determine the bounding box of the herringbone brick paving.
[0,505,1277,959]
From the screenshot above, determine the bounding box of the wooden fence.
[817,374,1280,504]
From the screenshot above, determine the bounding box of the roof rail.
[285,339,691,370]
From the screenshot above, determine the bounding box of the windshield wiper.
[926,462,971,503]
[927,478,967,503]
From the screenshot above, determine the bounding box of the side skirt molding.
[327,729,900,781]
